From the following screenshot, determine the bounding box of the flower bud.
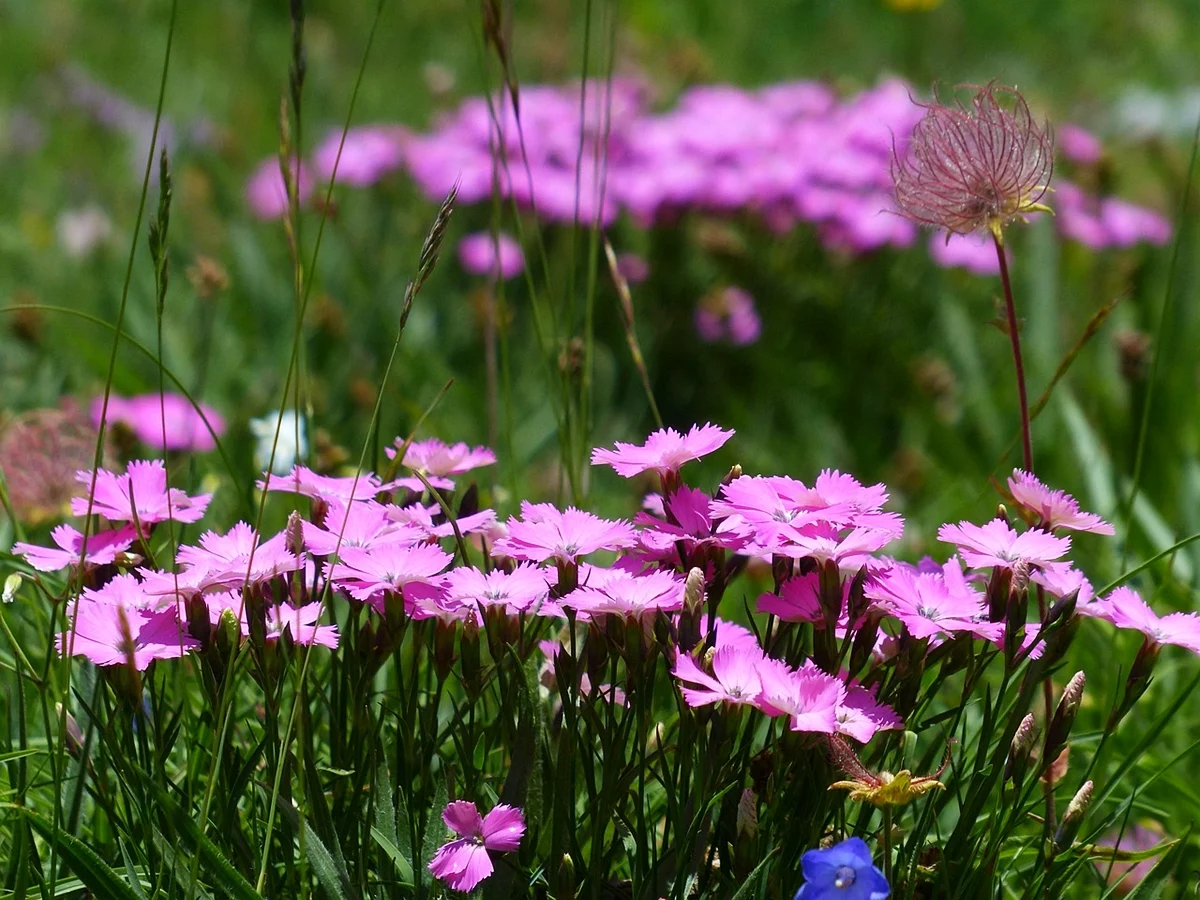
[735,788,758,840]
[214,607,241,662]
[848,615,881,678]
[1004,713,1037,787]
[1045,671,1086,765]
[3,573,23,604]
[1053,780,1093,851]
[818,558,843,632]
[1110,638,1160,729]
[987,565,1014,622]
[55,703,84,758]
[721,464,743,488]
[286,509,305,557]
[460,611,482,698]
[557,853,576,900]
[678,568,705,653]
[845,565,870,625]
[433,618,457,682]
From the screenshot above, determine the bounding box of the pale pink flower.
[302,500,418,555]
[384,503,498,542]
[267,602,339,648]
[71,460,211,527]
[1007,470,1114,534]
[672,644,766,707]
[835,683,904,743]
[246,156,311,220]
[937,518,1070,571]
[14,523,137,571]
[559,568,685,618]
[428,801,525,893]
[175,522,304,590]
[312,124,406,186]
[492,502,636,565]
[1090,587,1200,653]
[591,423,734,478]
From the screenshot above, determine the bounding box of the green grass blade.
[12,806,143,900]
[152,787,263,900]
[370,825,415,886]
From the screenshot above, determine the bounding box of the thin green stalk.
[991,229,1033,474]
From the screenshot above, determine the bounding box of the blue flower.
[794,837,890,900]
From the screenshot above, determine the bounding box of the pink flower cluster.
[246,79,1171,272]
[91,392,226,453]
[19,432,1196,754]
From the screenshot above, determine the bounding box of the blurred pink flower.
[458,231,525,279]
[1095,824,1166,897]
[387,437,496,491]
[91,392,224,453]
[615,252,650,285]
[694,287,762,346]
[312,124,407,186]
[1057,124,1104,165]
[246,155,312,220]
[927,231,1000,275]
[428,801,525,893]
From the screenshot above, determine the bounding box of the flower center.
[833,865,856,889]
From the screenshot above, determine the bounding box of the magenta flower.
[1057,124,1104,165]
[385,502,498,542]
[59,583,197,670]
[672,644,766,707]
[755,659,844,733]
[1007,470,1114,535]
[867,559,1003,643]
[927,231,1000,275]
[634,485,753,563]
[458,232,525,280]
[591,423,734,479]
[756,572,827,624]
[14,523,137,571]
[302,500,416,555]
[937,518,1070,571]
[1088,587,1200,653]
[71,460,211,527]
[267,602,339,648]
[92,393,225,453]
[891,82,1054,237]
[492,502,636,565]
[428,801,525,893]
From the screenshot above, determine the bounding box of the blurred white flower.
[250,410,307,475]
[56,206,113,259]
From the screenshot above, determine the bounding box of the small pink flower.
[257,466,388,504]
[312,124,406,186]
[458,232,525,280]
[14,523,137,571]
[387,438,497,492]
[325,542,453,611]
[71,460,211,528]
[92,393,225,453]
[428,801,525,893]
[937,518,1070,571]
[266,602,339,648]
[175,522,304,591]
[927,231,1000,276]
[1007,470,1114,535]
[441,564,551,615]
[694,287,761,346]
[867,558,1002,643]
[835,683,904,743]
[1057,124,1104,166]
[591,423,734,479]
[755,659,845,734]
[492,502,636,565]
[559,568,685,619]
[59,594,198,670]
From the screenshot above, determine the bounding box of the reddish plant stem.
[992,230,1034,475]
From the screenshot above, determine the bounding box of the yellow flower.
[826,736,952,809]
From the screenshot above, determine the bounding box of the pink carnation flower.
[386,438,497,492]
[312,124,406,187]
[246,156,312,220]
[302,500,418,555]
[492,502,636,565]
[428,801,525,893]
[257,466,388,504]
[867,558,1003,643]
[559,568,685,619]
[91,392,225,453]
[59,580,198,670]
[1087,587,1200,653]
[14,523,137,571]
[441,564,551,615]
[71,460,211,527]
[1007,470,1114,535]
[175,522,305,591]
[591,423,734,478]
[755,659,845,734]
[937,518,1070,571]
[673,644,766,707]
[835,683,904,743]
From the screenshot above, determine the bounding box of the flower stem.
[881,807,894,886]
[991,230,1034,474]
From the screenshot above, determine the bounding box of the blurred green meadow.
[4,0,1200,894]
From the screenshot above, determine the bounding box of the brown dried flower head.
[891,82,1054,239]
